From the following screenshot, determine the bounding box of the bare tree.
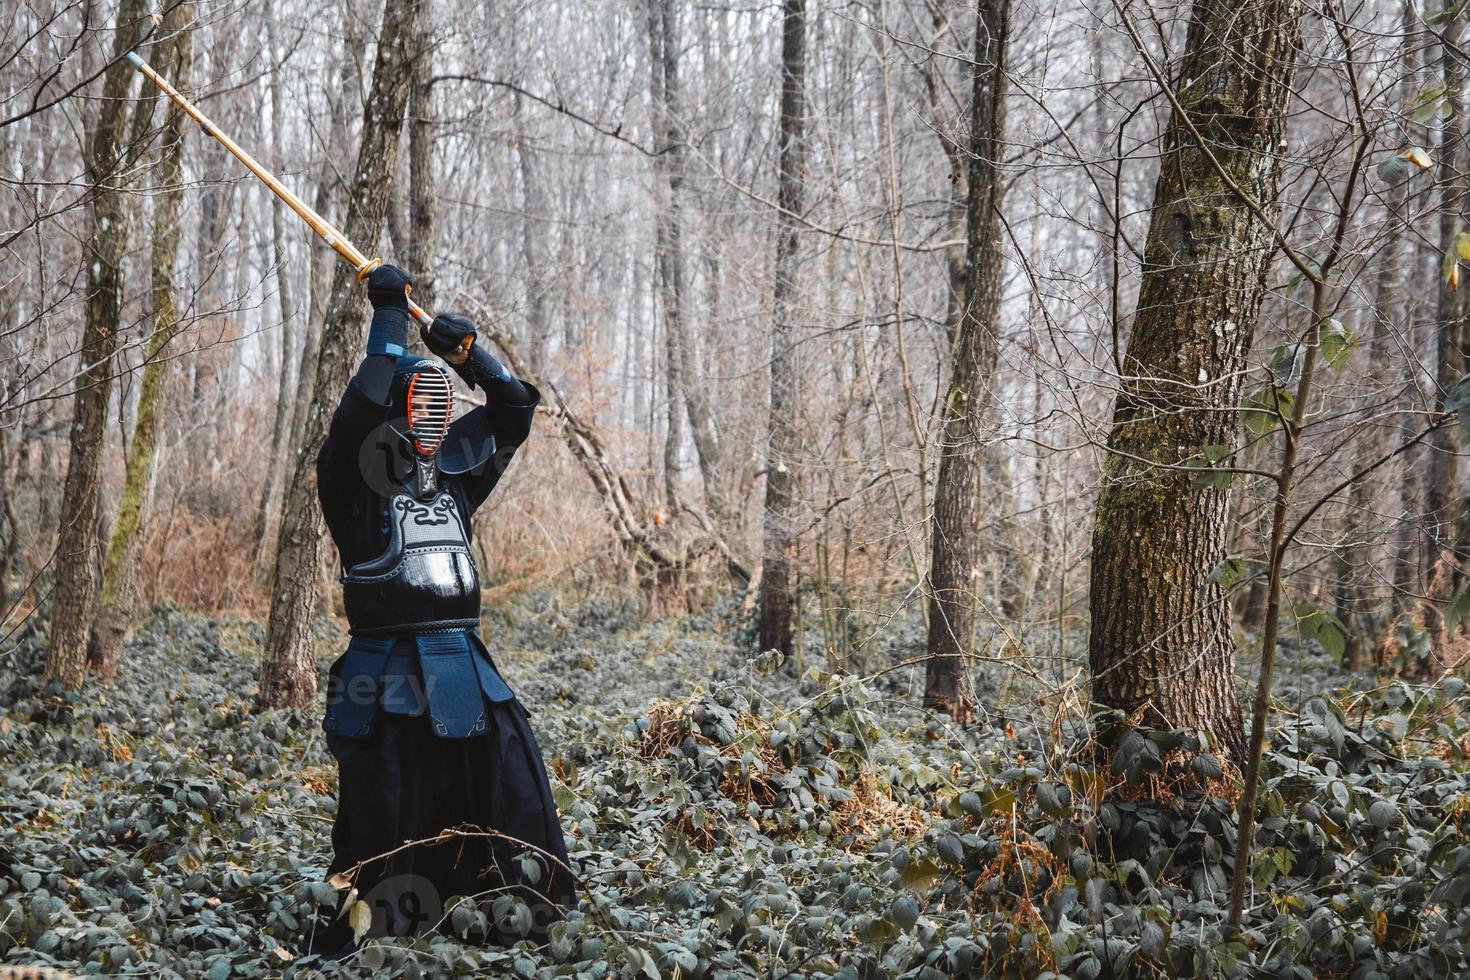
[922,0,1012,722]
[1088,0,1304,761]
[46,0,150,689]
[1421,2,1470,673]
[89,10,194,679]
[758,0,808,656]
[407,0,436,310]
[252,4,303,555]
[260,0,425,709]
[647,0,722,514]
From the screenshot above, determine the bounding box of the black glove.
[421,313,477,360]
[364,265,413,356]
[365,264,412,310]
[423,313,515,390]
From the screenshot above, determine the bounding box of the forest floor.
[1,595,1468,978]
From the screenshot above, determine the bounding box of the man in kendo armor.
[306,264,573,955]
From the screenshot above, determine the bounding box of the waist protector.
[341,492,481,635]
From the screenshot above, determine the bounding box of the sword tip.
[125,51,144,68]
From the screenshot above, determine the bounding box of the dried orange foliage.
[973,822,1063,977]
[95,722,134,763]
[828,770,928,846]
[298,766,335,796]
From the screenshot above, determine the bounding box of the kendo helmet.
[391,358,454,458]
[384,357,455,497]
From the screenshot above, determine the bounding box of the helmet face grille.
[405,364,454,457]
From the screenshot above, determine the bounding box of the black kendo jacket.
[316,316,540,741]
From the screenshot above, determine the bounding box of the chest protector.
[341,492,481,635]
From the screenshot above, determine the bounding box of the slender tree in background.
[46,0,150,689]
[1424,2,1470,671]
[647,0,722,514]
[1425,0,1467,547]
[647,0,685,509]
[922,0,1012,722]
[89,14,194,679]
[1088,0,1303,761]
[1386,26,1430,629]
[758,0,808,655]
[259,0,424,708]
[514,96,552,378]
[407,0,436,311]
[0,425,19,613]
[289,8,362,460]
[254,4,301,555]
[1335,6,1417,667]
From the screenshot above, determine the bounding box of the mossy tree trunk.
[260,0,424,709]
[1088,0,1302,762]
[922,0,1011,722]
[88,14,194,680]
[758,0,807,656]
[46,0,150,689]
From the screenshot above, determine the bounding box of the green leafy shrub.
[0,601,1466,977]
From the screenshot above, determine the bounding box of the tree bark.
[407,0,436,309]
[1425,0,1468,571]
[1380,0,1426,622]
[1335,189,1408,670]
[46,0,149,689]
[260,0,424,709]
[646,0,684,509]
[922,0,1011,722]
[290,8,362,458]
[647,0,722,513]
[758,0,807,655]
[1088,0,1303,761]
[88,13,194,680]
[515,97,551,377]
[1427,4,1470,674]
[0,425,19,614]
[254,6,300,556]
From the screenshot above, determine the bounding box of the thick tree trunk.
[922,0,1011,722]
[89,15,194,680]
[260,0,424,709]
[46,0,149,689]
[1088,0,1302,761]
[758,0,807,655]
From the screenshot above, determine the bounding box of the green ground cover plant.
[2,599,1467,978]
